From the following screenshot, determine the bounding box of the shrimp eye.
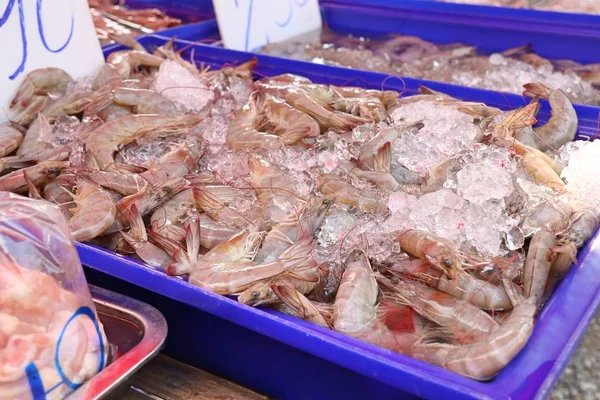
[47,167,62,176]
[252,291,260,299]
[443,259,453,268]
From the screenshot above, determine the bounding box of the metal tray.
[66,285,168,400]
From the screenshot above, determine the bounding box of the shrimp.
[43,174,76,219]
[67,180,116,242]
[107,176,188,233]
[358,122,424,172]
[382,278,498,344]
[317,174,387,214]
[420,153,464,194]
[190,237,314,296]
[238,251,322,306]
[198,213,241,250]
[112,87,178,115]
[412,298,536,381]
[227,94,283,151]
[333,250,419,353]
[272,284,333,329]
[346,163,401,191]
[523,83,577,152]
[193,186,260,229]
[523,230,556,306]
[11,96,48,127]
[385,259,513,311]
[107,50,164,79]
[86,114,200,171]
[0,126,23,158]
[396,230,462,278]
[92,63,121,90]
[150,218,202,275]
[307,261,344,303]
[522,200,573,237]
[248,153,303,208]
[10,68,72,110]
[330,97,388,122]
[261,96,320,143]
[513,140,565,193]
[140,140,203,184]
[564,207,600,248]
[254,196,333,263]
[0,161,68,194]
[149,189,197,242]
[332,87,399,109]
[120,204,173,268]
[285,89,368,132]
[74,169,147,196]
[16,114,53,157]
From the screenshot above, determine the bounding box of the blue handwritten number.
[25,306,106,399]
[36,0,74,52]
[0,0,27,79]
[0,0,74,80]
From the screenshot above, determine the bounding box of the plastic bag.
[0,192,109,400]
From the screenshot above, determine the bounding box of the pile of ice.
[560,140,600,210]
[383,144,521,257]
[154,60,214,112]
[391,101,482,175]
[453,54,599,105]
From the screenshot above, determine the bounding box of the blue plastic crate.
[123,0,214,23]
[81,35,600,399]
[322,0,600,33]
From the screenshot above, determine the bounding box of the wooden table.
[122,354,268,400]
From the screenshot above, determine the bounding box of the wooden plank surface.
[122,354,268,400]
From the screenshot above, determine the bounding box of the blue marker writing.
[0,0,74,80]
[25,306,106,398]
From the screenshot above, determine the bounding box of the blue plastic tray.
[80,35,600,399]
[322,0,600,33]
[123,0,214,23]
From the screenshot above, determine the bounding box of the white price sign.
[0,0,104,123]
[213,0,322,52]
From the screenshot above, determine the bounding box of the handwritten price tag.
[213,0,322,52]
[0,0,104,123]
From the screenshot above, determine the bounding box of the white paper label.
[213,0,322,52]
[0,0,104,123]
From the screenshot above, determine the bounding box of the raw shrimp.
[523,83,577,152]
[16,114,54,157]
[121,205,173,268]
[193,186,260,229]
[197,213,240,250]
[346,163,401,191]
[285,88,368,132]
[140,140,203,184]
[272,284,333,328]
[190,237,314,296]
[261,96,320,143]
[412,298,536,381]
[92,63,121,90]
[43,174,76,219]
[0,161,68,194]
[386,259,513,311]
[151,218,201,275]
[248,153,303,208]
[522,200,573,237]
[86,114,200,170]
[107,176,188,233]
[358,122,423,172]
[150,188,203,243]
[330,97,388,122]
[112,87,178,115]
[396,230,463,278]
[11,68,72,110]
[254,196,332,263]
[227,94,283,151]
[107,50,164,79]
[74,169,147,196]
[564,207,600,248]
[420,153,464,194]
[238,253,322,306]
[333,250,419,353]
[67,180,117,242]
[523,229,556,306]
[317,174,387,214]
[307,261,344,303]
[382,278,498,344]
[0,126,23,158]
[513,140,566,193]
[11,96,48,127]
